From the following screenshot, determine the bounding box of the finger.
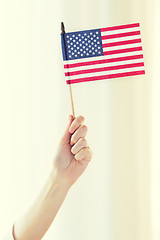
[70,125,88,146]
[69,115,85,134]
[60,115,74,145]
[74,147,93,162]
[71,137,89,155]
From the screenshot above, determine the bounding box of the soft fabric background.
[0,0,159,240]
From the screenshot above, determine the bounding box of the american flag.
[61,23,145,84]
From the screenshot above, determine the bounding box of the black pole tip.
[61,22,65,34]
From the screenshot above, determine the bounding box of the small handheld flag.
[61,22,145,85]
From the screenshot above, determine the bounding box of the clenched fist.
[53,115,93,188]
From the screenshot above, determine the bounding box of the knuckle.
[76,115,84,123]
[79,137,86,145]
[82,147,89,155]
[89,149,93,159]
[79,115,85,122]
[82,125,88,131]
[85,148,92,161]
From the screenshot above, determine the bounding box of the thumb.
[60,115,74,145]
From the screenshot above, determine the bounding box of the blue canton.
[61,29,103,61]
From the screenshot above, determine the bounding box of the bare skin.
[13,115,93,240]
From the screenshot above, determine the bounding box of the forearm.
[13,169,70,240]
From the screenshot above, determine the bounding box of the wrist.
[49,168,71,192]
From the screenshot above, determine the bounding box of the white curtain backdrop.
[0,0,159,240]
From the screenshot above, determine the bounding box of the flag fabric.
[61,23,145,84]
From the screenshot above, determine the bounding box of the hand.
[53,115,93,188]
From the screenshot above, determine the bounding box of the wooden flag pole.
[61,22,75,120]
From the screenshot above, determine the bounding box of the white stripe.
[103,42,142,51]
[65,66,145,81]
[101,27,140,36]
[103,50,143,57]
[63,51,143,65]
[64,59,144,72]
[102,35,141,43]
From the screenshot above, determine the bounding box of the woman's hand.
[12,115,92,240]
[53,115,93,188]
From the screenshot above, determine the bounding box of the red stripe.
[103,46,142,55]
[101,31,140,40]
[65,62,144,76]
[101,23,140,32]
[102,38,141,48]
[64,54,144,69]
[66,70,145,84]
